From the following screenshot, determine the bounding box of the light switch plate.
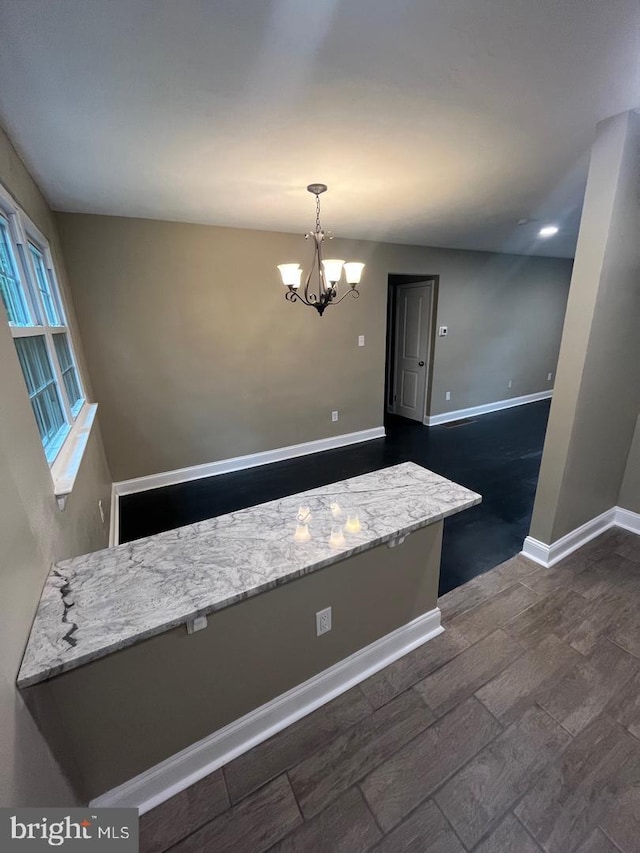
[358,335,365,347]
[438,326,448,337]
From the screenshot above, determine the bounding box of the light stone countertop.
[17,462,481,688]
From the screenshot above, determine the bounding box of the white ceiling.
[0,0,638,258]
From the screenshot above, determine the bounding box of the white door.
[393,282,432,422]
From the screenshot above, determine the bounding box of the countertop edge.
[17,493,481,688]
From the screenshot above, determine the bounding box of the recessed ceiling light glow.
[538,225,559,238]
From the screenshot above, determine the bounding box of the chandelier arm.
[303,233,321,304]
[326,288,360,307]
[308,248,318,303]
[314,190,328,300]
[316,231,326,294]
[286,288,313,307]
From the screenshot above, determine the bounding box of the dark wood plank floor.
[121,400,551,595]
[139,527,640,853]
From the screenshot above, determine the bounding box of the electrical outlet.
[358,335,365,347]
[547,372,553,381]
[316,607,332,636]
[445,391,451,401]
[508,380,513,389]
[331,410,339,422]
[98,500,105,524]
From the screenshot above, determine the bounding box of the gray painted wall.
[530,110,640,544]
[57,213,572,481]
[0,125,112,807]
[619,415,640,514]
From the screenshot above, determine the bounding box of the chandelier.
[277,184,365,316]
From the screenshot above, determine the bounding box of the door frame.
[385,274,439,423]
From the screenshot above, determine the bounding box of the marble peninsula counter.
[18,462,480,689]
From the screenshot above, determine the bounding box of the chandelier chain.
[315,194,321,233]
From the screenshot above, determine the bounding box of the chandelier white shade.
[321,258,346,284]
[277,184,365,316]
[344,262,365,284]
[277,264,303,288]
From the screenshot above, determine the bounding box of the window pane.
[53,332,83,411]
[32,385,65,444]
[0,218,31,326]
[53,331,72,371]
[15,335,52,394]
[14,335,67,457]
[29,244,61,326]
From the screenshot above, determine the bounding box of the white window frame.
[0,181,97,508]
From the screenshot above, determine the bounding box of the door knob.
[418,361,425,366]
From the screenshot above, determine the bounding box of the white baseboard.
[613,507,640,535]
[424,390,552,427]
[113,427,386,498]
[90,607,442,814]
[521,506,640,568]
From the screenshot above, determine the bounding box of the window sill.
[51,403,98,510]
